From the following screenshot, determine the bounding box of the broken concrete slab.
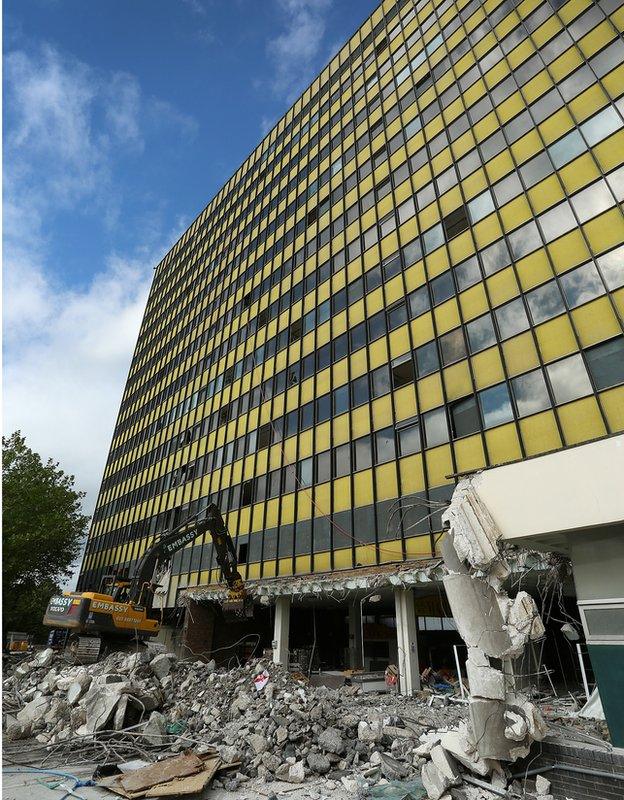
[465,661,505,701]
[421,760,456,800]
[318,726,344,754]
[440,726,491,777]
[143,711,168,745]
[150,653,174,680]
[468,699,511,761]
[443,574,512,658]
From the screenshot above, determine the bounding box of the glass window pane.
[479,383,514,428]
[424,407,449,447]
[415,341,439,376]
[409,286,430,317]
[468,189,495,222]
[493,172,523,206]
[526,281,566,324]
[585,337,624,390]
[423,223,444,253]
[508,221,542,260]
[549,129,585,168]
[560,262,605,308]
[570,180,615,223]
[581,106,623,146]
[398,421,421,455]
[440,328,467,365]
[388,301,408,330]
[298,457,313,487]
[450,396,480,438]
[455,255,481,290]
[375,427,396,464]
[538,201,576,242]
[481,238,511,276]
[495,297,530,339]
[597,245,624,290]
[547,354,593,404]
[351,375,370,406]
[431,271,455,304]
[466,313,497,352]
[606,165,624,203]
[511,369,551,417]
[355,436,373,470]
[334,443,351,477]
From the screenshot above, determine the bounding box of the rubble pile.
[4,647,466,792]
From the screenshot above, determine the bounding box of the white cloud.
[3,41,193,522]
[266,0,332,102]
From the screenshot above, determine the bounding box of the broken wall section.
[424,477,547,793]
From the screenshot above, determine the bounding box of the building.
[78,0,624,735]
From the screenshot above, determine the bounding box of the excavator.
[43,504,251,661]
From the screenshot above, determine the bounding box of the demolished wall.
[419,476,549,797]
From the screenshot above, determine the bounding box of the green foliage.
[2,431,89,640]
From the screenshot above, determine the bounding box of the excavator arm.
[128,503,251,617]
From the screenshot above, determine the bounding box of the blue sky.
[3,0,378,515]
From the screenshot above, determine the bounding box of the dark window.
[285,410,298,437]
[307,206,318,225]
[368,311,386,341]
[415,341,439,376]
[388,301,408,330]
[316,394,332,423]
[365,266,383,292]
[257,423,272,449]
[585,336,624,389]
[352,375,370,407]
[334,333,348,361]
[350,322,367,352]
[238,543,248,563]
[301,402,314,430]
[317,343,332,370]
[392,355,415,388]
[241,479,255,506]
[442,205,470,239]
[289,319,303,342]
[223,366,235,385]
[450,396,481,438]
[431,271,455,305]
[218,404,230,426]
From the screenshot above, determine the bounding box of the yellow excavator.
[43,504,251,661]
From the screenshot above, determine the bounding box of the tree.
[3,432,89,640]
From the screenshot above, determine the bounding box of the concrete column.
[348,602,363,669]
[272,596,291,667]
[394,588,420,696]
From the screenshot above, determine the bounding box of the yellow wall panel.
[558,397,607,445]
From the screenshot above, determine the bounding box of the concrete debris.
[437,477,550,793]
[535,774,551,795]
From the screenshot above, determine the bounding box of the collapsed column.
[272,595,291,667]
[394,587,420,696]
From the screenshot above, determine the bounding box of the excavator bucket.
[221,592,254,619]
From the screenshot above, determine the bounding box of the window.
[466,313,497,353]
[520,151,553,188]
[415,341,439,377]
[526,281,566,324]
[257,423,272,449]
[241,479,255,506]
[268,469,281,498]
[402,237,423,266]
[388,301,408,330]
[431,271,455,305]
[442,206,470,239]
[455,255,481,290]
[570,180,615,223]
[581,106,623,146]
[289,319,303,342]
[481,239,511,276]
[375,427,396,464]
[495,298,530,339]
[238,543,248,564]
[450,396,480,438]
[493,172,523,206]
[479,383,514,428]
[590,38,624,79]
[424,407,449,447]
[549,130,585,168]
[316,451,331,484]
[560,262,605,308]
[301,402,314,430]
[440,328,467,365]
[547,354,593,404]
[408,286,430,318]
[511,370,551,417]
[372,365,391,398]
[334,443,351,477]
[398,197,416,223]
[585,337,624,390]
[355,436,373,470]
[316,394,331,423]
[352,375,370,407]
[508,221,542,260]
[350,322,367,352]
[397,419,421,455]
[597,245,624,290]
[391,355,415,388]
[468,190,495,223]
[298,458,313,488]
[538,201,576,243]
[423,223,444,253]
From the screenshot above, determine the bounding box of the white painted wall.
[473,435,624,542]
